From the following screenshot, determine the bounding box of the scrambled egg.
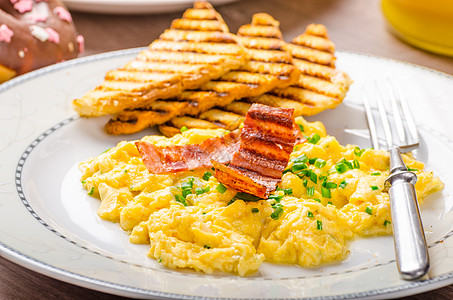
[79,117,443,276]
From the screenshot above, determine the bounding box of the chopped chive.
[384,220,391,226]
[407,167,419,172]
[371,185,379,191]
[316,220,323,230]
[353,159,360,169]
[270,204,284,220]
[354,146,365,157]
[124,169,128,173]
[370,172,381,176]
[182,189,192,198]
[235,192,262,202]
[251,208,259,213]
[216,183,227,193]
[157,258,162,263]
[309,158,317,164]
[327,201,333,205]
[88,186,95,195]
[203,171,212,181]
[307,211,314,218]
[181,178,194,190]
[180,126,189,133]
[298,124,304,132]
[292,162,307,172]
[268,194,283,202]
[335,162,349,174]
[291,154,309,163]
[175,194,188,206]
[204,245,211,249]
[365,206,373,215]
[321,187,331,198]
[307,186,315,197]
[81,180,86,184]
[203,186,211,193]
[308,134,321,144]
[324,182,337,189]
[195,187,205,195]
[339,180,348,189]
[303,179,308,187]
[309,171,318,184]
[319,172,328,181]
[283,168,291,174]
[282,188,293,195]
[314,198,321,203]
[314,159,326,168]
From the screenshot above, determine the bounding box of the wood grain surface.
[1,0,452,299]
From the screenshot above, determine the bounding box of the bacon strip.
[136,131,240,174]
[212,104,297,197]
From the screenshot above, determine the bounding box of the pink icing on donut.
[54,7,72,23]
[0,24,14,43]
[13,0,34,14]
[45,27,60,43]
[76,34,84,53]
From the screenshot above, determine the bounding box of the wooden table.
[1,0,452,299]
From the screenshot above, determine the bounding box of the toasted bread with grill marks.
[252,24,352,116]
[157,24,352,137]
[73,1,245,117]
[106,12,300,135]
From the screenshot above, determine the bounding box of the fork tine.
[375,81,393,149]
[362,87,380,150]
[386,79,406,145]
[392,81,419,143]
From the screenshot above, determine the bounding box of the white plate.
[63,0,238,14]
[0,48,453,299]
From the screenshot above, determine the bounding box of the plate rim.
[1,47,453,299]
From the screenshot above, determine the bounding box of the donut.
[0,0,84,83]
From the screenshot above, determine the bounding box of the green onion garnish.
[175,194,188,206]
[282,188,293,195]
[308,133,321,144]
[268,194,283,202]
[309,171,318,184]
[157,258,162,263]
[195,187,205,195]
[216,183,227,193]
[316,220,323,230]
[270,204,284,220]
[303,179,308,187]
[314,198,321,203]
[327,201,333,205]
[298,124,304,132]
[339,180,348,189]
[371,186,379,191]
[335,162,349,174]
[321,187,331,198]
[227,198,236,206]
[354,147,365,157]
[203,186,210,193]
[353,159,360,169]
[251,208,259,213]
[291,154,308,163]
[307,186,315,197]
[307,211,314,218]
[370,172,381,176]
[292,162,308,172]
[309,158,317,164]
[323,181,337,189]
[182,189,192,198]
[314,159,326,168]
[235,192,262,202]
[384,220,391,226]
[365,206,373,215]
[204,245,211,249]
[180,126,189,133]
[203,171,212,181]
[88,186,95,195]
[407,167,419,172]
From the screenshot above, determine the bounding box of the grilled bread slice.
[157,24,352,137]
[73,1,246,117]
[105,12,300,135]
[251,24,352,116]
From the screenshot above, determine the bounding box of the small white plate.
[63,0,238,14]
[0,48,452,299]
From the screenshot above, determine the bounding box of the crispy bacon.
[213,104,296,197]
[136,103,301,198]
[136,131,240,174]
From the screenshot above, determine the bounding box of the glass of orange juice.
[381,0,453,56]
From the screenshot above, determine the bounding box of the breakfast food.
[157,23,352,136]
[79,105,443,276]
[0,0,83,83]
[72,1,247,117]
[105,12,300,135]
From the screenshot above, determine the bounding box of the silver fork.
[363,80,429,280]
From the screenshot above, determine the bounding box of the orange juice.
[381,0,453,56]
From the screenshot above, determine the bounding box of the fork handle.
[386,147,429,280]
